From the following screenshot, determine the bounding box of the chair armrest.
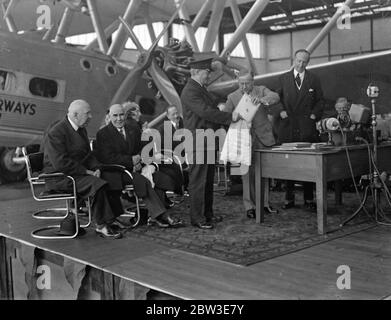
[37,172,66,179]
[100,164,127,172]
[100,164,135,180]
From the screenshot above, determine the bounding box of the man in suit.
[277,49,324,210]
[95,104,182,228]
[43,99,122,239]
[224,70,281,219]
[181,58,240,229]
[156,105,188,192]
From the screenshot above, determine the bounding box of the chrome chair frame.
[22,148,91,239]
[99,164,142,228]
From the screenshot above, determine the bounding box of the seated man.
[43,99,123,239]
[95,104,182,227]
[156,105,188,192]
[124,102,184,199]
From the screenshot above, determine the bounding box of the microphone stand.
[340,94,386,227]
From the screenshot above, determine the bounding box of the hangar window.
[29,77,58,98]
[0,70,16,91]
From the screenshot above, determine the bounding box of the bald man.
[95,104,183,228]
[43,100,124,239]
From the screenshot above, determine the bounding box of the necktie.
[119,128,126,139]
[295,73,302,88]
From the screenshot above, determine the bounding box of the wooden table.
[255,142,391,235]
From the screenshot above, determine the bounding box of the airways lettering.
[0,98,37,116]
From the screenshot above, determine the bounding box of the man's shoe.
[264,206,279,214]
[165,216,185,228]
[191,222,213,229]
[206,215,223,223]
[282,201,295,210]
[246,209,255,219]
[147,217,169,228]
[95,225,122,239]
[304,201,317,211]
[111,218,132,230]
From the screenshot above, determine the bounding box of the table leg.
[316,156,327,234]
[255,153,265,223]
[335,180,342,205]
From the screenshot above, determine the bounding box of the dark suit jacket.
[277,70,324,143]
[44,117,100,175]
[157,117,184,151]
[181,78,232,155]
[43,117,105,194]
[225,86,280,148]
[95,122,151,196]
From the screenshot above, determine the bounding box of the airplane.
[0,0,390,183]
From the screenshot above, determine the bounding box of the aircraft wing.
[208,50,391,113]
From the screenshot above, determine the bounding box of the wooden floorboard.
[1,183,391,299]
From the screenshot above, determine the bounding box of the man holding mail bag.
[221,70,281,219]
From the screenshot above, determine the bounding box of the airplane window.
[0,70,7,90]
[80,58,92,71]
[105,64,117,76]
[0,70,16,91]
[29,77,58,98]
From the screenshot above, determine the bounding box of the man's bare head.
[68,99,92,128]
[109,104,125,129]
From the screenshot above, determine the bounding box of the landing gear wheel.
[0,147,26,183]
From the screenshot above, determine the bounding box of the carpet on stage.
[125,190,376,266]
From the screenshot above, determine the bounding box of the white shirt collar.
[170,120,177,128]
[293,69,305,79]
[67,116,79,131]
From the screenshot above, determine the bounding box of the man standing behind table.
[224,70,281,219]
[277,49,324,210]
[181,58,240,229]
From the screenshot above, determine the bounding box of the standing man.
[224,70,281,219]
[278,49,324,210]
[181,58,239,229]
[43,100,123,239]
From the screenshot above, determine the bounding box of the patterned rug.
[125,190,376,266]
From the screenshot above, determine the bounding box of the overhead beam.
[54,6,75,43]
[203,0,227,52]
[221,0,270,58]
[191,0,214,31]
[175,0,199,52]
[229,0,258,74]
[143,4,157,43]
[1,1,17,32]
[107,0,142,57]
[86,0,109,53]
[306,0,356,54]
[84,20,119,51]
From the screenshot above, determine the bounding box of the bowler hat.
[58,213,86,236]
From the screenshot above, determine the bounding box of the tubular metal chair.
[153,142,189,204]
[100,164,142,228]
[22,147,91,239]
[89,139,142,228]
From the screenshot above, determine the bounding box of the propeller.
[110,0,187,115]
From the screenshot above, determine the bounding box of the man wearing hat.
[181,58,240,229]
[224,70,281,219]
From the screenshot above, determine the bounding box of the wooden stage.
[1,182,391,300]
